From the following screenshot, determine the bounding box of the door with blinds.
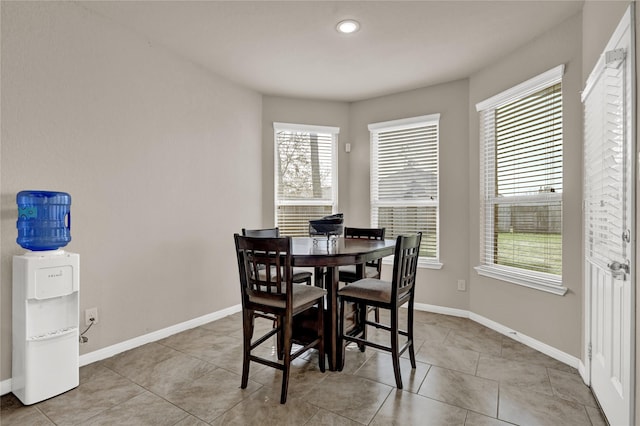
[582,6,635,426]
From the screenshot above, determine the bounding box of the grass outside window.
[495,232,561,275]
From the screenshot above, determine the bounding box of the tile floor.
[1,310,607,425]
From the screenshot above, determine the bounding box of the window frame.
[369,114,442,269]
[273,122,339,236]
[475,65,567,296]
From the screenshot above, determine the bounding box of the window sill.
[474,265,567,296]
[383,258,443,270]
[419,260,443,270]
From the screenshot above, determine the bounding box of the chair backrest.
[390,232,422,301]
[234,234,292,309]
[344,227,385,240]
[344,227,386,270]
[242,227,280,238]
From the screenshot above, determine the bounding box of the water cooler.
[12,191,79,405]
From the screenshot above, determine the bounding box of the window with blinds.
[274,122,338,236]
[476,65,564,293]
[369,114,440,266]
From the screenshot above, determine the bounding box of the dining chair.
[242,227,313,286]
[337,232,422,389]
[338,227,386,322]
[234,234,326,403]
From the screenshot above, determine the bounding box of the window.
[274,122,338,236]
[369,114,441,268]
[475,65,566,295]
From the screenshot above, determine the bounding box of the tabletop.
[290,237,396,268]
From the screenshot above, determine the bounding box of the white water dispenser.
[12,250,80,405]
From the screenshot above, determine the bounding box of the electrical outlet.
[85,307,99,325]
[457,280,466,291]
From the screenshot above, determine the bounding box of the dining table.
[290,236,396,370]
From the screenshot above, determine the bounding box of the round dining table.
[290,236,396,370]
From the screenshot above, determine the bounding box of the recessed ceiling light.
[336,19,360,34]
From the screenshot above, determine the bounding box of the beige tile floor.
[1,310,607,425]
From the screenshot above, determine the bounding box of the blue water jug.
[16,191,71,251]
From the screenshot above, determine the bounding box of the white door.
[583,6,635,426]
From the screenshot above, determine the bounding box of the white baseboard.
[1,378,12,396]
[414,302,581,369]
[79,304,242,366]
[414,302,469,318]
[2,302,584,396]
[578,360,589,385]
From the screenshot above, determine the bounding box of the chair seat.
[249,283,326,309]
[338,278,392,304]
[338,264,379,280]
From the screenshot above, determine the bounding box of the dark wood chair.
[338,227,386,322]
[234,234,326,404]
[337,232,422,389]
[242,227,313,286]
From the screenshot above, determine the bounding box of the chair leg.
[314,268,324,287]
[337,298,346,371]
[280,316,293,404]
[241,309,254,389]
[407,301,416,368]
[317,299,325,373]
[374,307,380,323]
[276,317,284,360]
[390,307,403,389]
[357,302,367,352]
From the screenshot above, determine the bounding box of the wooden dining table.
[290,236,396,370]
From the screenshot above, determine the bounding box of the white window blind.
[476,66,565,294]
[369,114,440,266]
[274,122,338,236]
[583,53,626,269]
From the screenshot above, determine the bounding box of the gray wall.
[264,14,585,356]
[468,12,583,357]
[2,3,637,412]
[1,1,263,381]
[258,3,632,362]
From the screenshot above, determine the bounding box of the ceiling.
[80,1,584,102]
